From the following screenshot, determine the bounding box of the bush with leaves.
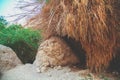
[0,16,8,30]
[0,19,42,63]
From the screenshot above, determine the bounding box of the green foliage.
[46,0,49,3]
[37,0,49,3]
[0,16,8,30]
[0,18,42,63]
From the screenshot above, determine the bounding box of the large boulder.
[33,37,79,72]
[0,45,22,72]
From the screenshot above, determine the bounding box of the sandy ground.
[0,64,117,80]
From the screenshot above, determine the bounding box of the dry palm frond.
[28,0,120,72]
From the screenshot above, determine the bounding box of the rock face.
[33,37,79,72]
[0,45,22,72]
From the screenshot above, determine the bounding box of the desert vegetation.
[0,16,42,63]
[28,0,120,73]
[0,0,120,80]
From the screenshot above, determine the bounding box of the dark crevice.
[62,36,86,68]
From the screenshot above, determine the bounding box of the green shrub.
[0,23,42,63]
[0,16,8,30]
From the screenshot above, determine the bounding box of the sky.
[0,0,43,25]
[0,0,27,24]
[0,0,18,16]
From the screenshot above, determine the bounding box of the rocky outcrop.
[33,37,79,72]
[0,45,22,72]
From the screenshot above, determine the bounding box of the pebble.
[54,66,62,70]
[47,73,52,77]
[36,68,41,73]
[41,67,47,73]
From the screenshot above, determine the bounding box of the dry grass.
[28,0,120,72]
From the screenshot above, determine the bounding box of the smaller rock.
[36,67,41,73]
[47,73,52,77]
[40,67,48,73]
[36,66,48,73]
[57,66,62,70]
[54,66,62,70]
[0,45,22,72]
[65,72,69,76]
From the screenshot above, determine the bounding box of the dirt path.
[1,64,117,80]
